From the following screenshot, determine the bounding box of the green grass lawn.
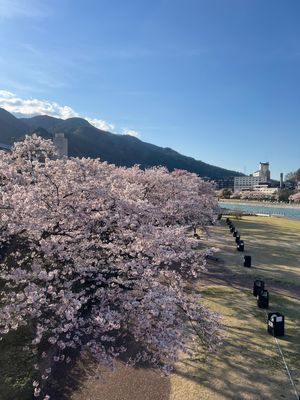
[177,215,300,399]
[204,216,300,287]
[169,284,300,400]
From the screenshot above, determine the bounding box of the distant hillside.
[20,115,91,133]
[0,108,243,179]
[0,108,29,144]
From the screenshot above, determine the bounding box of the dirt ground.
[70,216,300,400]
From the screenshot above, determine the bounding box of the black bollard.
[257,289,269,308]
[253,280,265,296]
[237,240,244,251]
[267,312,284,337]
[244,255,251,267]
[235,235,241,244]
[233,230,239,237]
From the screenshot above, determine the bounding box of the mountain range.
[0,107,242,179]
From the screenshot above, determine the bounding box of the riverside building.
[234,162,271,192]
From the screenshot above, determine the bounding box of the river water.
[219,202,300,220]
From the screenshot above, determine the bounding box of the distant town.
[215,161,300,198]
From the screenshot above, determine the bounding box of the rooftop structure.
[253,162,271,181]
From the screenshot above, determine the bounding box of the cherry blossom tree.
[230,191,241,199]
[231,190,277,201]
[289,192,300,203]
[0,135,221,398]
[116,165,219,231]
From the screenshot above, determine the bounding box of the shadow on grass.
[204,219,300,297]
[63,347,172,400]
[186,285,300,400]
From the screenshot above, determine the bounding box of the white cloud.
[0,90,14,98]
[0,90,141,137]
[122,128,141,138]
[0,90,78,118]
[85,117,115,132]
[0,90,115,132]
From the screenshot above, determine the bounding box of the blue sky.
[1,0,300,178]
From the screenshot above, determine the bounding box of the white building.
[234,176,261,192]
[53,133,68,158]
[253,162,270,181]
[234,162,271,192]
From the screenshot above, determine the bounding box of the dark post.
[267,312,284,337]
[235,235,241,244]
[257,289,269,308]
[244,255,251,267]
[233,230,239,237]
[237,240,244,251]
[253,280,265,296]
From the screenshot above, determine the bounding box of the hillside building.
[234,176,261,192]
[234,162,271,192]
[253,162,270,181]
[214,177,235,190]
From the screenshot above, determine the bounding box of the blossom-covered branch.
[0,135,221,398]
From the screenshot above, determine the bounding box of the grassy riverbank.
[207,215,300,287]
[170,285,300,400]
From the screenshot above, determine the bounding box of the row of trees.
[289,192,300,203]
[229,190,277,201]
[285,168,300,183]
[219,188,300,203]
[0,135,221,398]
[218,188,278,201]
[284,169,300,203]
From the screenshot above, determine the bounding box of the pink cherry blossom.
[289,191,300,203]
[0,135,221,397]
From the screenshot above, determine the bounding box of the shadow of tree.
[172,284,299,400]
